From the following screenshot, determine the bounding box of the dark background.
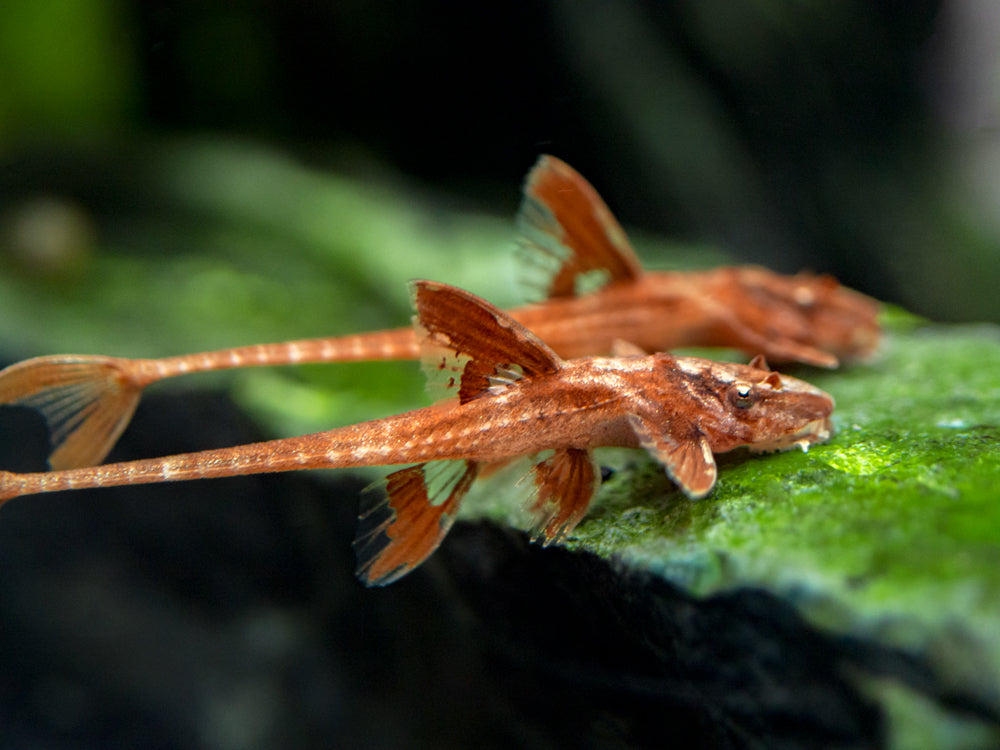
[2,0,1000,322]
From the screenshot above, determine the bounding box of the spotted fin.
[516,155,643,299]
[0,355,141,469]
[354,459,479,586]
[526,447,600,545]
[628,412,717,499]
[411,280,562,404]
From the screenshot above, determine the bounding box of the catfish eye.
[731,383,754,409]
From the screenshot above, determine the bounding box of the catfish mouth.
[747,418,833,454]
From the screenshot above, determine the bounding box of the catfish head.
[627,352,834,500]
[718,267,882,366]
[685,353,834,454]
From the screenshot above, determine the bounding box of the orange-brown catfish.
[0,156,866,470]
[0,281,834,586]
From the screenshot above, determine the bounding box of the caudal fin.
[354,459,479,586]
[0,355,142,469]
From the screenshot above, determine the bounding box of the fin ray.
[628,412,717,499]
[527,447,600,544]
[0,356,141,469]
[411,280,562,404]
[354,459,478,586]
[516,155,642,299]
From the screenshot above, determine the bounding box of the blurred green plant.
[0,0,137,144]
[0,138,718,428]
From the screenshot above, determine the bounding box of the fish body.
[0,155,874,471]
[0,281,834,584]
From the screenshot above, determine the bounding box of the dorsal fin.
[516,155,643,299]
[411,280,562,404]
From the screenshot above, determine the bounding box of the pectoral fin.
[516,155,642,299]
[527,447,600,545]
[628,413,717,499]
[354,459,478,586]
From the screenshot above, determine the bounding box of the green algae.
[448,312,1000,738]
[562,317,1000,736]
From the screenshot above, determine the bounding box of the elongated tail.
[0,425,483,586]
[0,434,325,503]
[0,438,597,588]
[0,329,419,469]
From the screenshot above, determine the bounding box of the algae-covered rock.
[572,314,1000,745]
[447,313,1000,746]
